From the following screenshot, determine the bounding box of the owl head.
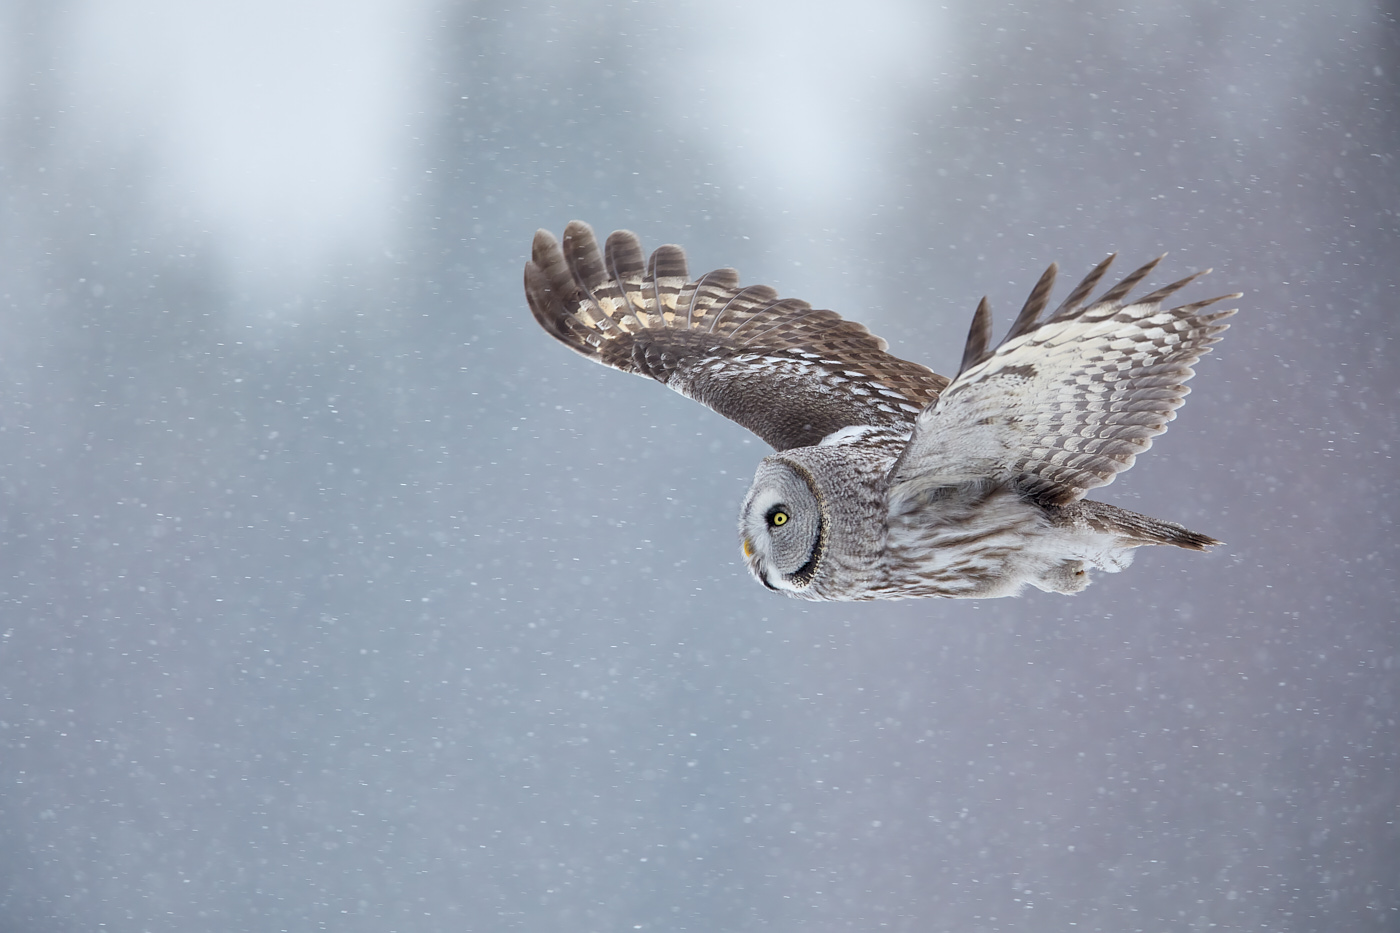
[737,442,894,600]
[739,456,827,597]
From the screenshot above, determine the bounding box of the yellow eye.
[771,511,788,526]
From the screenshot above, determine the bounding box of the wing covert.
[525,221,950,450]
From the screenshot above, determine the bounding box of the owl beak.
[741,538,777,590]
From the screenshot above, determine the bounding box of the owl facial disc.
[739,457,825,595]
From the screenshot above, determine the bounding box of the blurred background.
[1,1,1396,930]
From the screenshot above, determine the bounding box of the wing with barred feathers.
[889,254,1239,506]
[524,221,949,451]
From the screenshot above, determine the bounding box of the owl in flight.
[524,221,1237,600]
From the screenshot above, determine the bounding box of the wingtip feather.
[1049,253,1116,321]
[958,296,994,377]
[1095,254,1165,307]
[1001,263,1058,346]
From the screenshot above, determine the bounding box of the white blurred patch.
[671,0,946,213]
[65,0,431,285]
[660,0,949,313]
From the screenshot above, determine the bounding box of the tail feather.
[1057,499,1221,551]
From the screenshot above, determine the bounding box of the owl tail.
[1057,499,1222,551]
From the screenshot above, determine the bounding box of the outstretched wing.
[525,221,949,451]
[889,255,1239,506]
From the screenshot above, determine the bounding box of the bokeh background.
[2,1,1397,930]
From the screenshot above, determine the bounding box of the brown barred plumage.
[526,222,947,451]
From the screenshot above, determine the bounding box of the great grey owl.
[524,221,1237,600]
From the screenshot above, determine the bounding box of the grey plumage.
[524,221,1239,600]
